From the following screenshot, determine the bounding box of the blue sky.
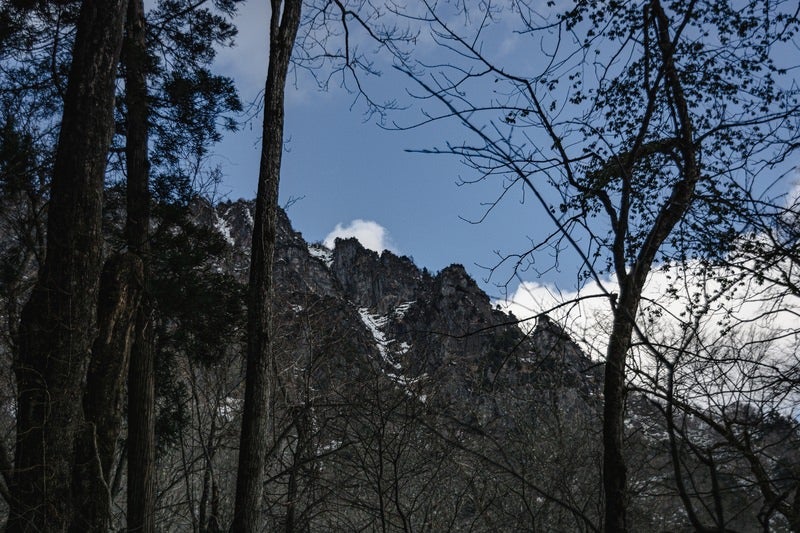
[207,0,799,309]
[209,1,571,299]
[195,1,800,419]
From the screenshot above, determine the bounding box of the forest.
[0,0,798,531]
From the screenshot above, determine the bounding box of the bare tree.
[629,271,800,531]
[391,1,800,529]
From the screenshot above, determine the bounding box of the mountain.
[196,198,797,532]
[189,198,611,529]
[2,194,790,531]
[208,198,601,407]
[193,200,611,528]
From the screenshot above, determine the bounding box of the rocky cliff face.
[206,198,600,412]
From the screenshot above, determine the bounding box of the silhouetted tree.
[232,2,302,530]
[9,1,128,530]
[392,1,800,529]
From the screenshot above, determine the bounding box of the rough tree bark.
[69,253,144,532]
[123,0,156,530]
[67,3,154,530]
[7,1,128,531]
[231,1,302,531]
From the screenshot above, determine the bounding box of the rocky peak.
[330,236,426,315]
[436,264,477,297]
[419,264,505,337]
[526,314,600,390]
[205,199,598,399]
[196,198,307,254]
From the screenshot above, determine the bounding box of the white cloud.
[499,261,800,415]
[323,219,397,253]
[497,277,616,359]
[498,260,800,361]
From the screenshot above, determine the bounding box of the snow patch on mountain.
[213,211,236,246]
[308,243,333,268]
[358,308,401,370]
[393,300,415,319]
[358,307,426,401]
[219,396,242,421]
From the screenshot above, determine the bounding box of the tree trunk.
[601,3,701,531]
[601,289,637,533]
[199,416,219,533]
[123,0,156,530]
[7,1,128,531]
[70,253,144,532]
[231,2,302,531]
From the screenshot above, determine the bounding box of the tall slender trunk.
[124,0,156,530]
[231,2,302,531]
[601,289,637,533]
[69,3,153,529]
[199,416,219,533]
[6,2,128,531]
